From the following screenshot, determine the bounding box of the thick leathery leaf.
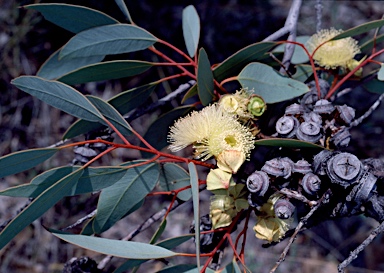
[213,42,277,82]
[188,162,200,269]
[58,60,153,85]
[63,82,157,139]
[331,19,384,40]
[60,24,157,59]
[11,76,103,122]
[93,162,159,233]
[0,169,84,249]
[237,62,309,103]
[37,48,104,80]
[0,148,58,178]
[159,163,191,201]
[182,5,200,57]
[114,0,133,23]
[25,3,118,33]
[197,48,214,106]
[50,229,177,259]
[86,95,132,136]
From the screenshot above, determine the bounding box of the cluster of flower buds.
[275,80,356,149]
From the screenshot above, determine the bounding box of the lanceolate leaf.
[57,60,153,85]
[60,24,158,59]
[86,95,132,136]
[63,83,157,139]
[0,169,84,250]
[237,62,309,103]
[360,33,384,53]
[11,76,104,122]
[188,162,200,269]
[93,162,159,233]
[197,48,214,106]
[182,5,200,58]
[141,105,194,158]
[50,229,177,259]
[37,48,104,80]
[181,83,197,103]
[25,3,119,33]
[159,163,191,201]
[255,138,325,149]
[331,19,384,40]
[114,0,133,23]
[213,41,277,82]
[0,148,58,179]
[0,166,127,198]
[157,265,197,273]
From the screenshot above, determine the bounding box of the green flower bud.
[248,95,266,117]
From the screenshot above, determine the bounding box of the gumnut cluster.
[275,79,356,149]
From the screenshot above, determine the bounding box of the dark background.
[1,1,384,272]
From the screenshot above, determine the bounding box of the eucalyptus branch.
[62,210,97,231]
[350,93,384,127]
[337,221,384,273]
[315,0,323,32]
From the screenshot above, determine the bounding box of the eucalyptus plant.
[1,1,384,273]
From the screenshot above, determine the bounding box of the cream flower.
[219,89,252,119]
[306,28,360,69]
[168,104,255,161]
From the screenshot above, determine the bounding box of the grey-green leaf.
[60,24,158,59]
[93,162,159,233]
[11,76,103,122]
[378,64,384,81]
[331,19,384,40]
[114,0,133,23]
[63,82,157,139]
[255,138,325,149]
[159,163,191,201]
[86,95,132,136]
[188,162,200,269]
[182,5,200,58]
[25,3,119,33]
[50,229,177,259]
[237,62,309,103]
[58,60,153,85]
[37,48,104,80]
[197,48,214,106]
[292,64,313,82]
[273,36,310,64]
[213,42,277,82]
[0,169,84,250]
[0,148,58,179]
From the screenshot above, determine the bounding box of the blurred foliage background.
[1,0,384,272]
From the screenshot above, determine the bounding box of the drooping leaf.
[188,162,200,269]
[255,138,325,149]
[237,62,309,103]
[331,19,384,40]
[181,83,198,104]
[93,162,159,233]
[272,36,310,64]
[141,105,194,158]
[25,3,119,33]
[150,219,167,245]
[58,60,153,85]
[0,169,84,250]
[59,24,158,59]
[363,78,384,94]
[50,229,177,259]
[213,41,277,82]
[197,48,214,106]
[292,64,313,82]
[182,5,200,58]
[86,95,132,136]
[0,148,58,179]
[37,48,104,80]
[114,0,133,23]
[378,64,384,81]
[11,76,103,122]
[156,234,194,249]
[159,163,191,201]
[63,82,157,139]
[360,33,384,53]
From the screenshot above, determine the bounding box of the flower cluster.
[306,28,361,70]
